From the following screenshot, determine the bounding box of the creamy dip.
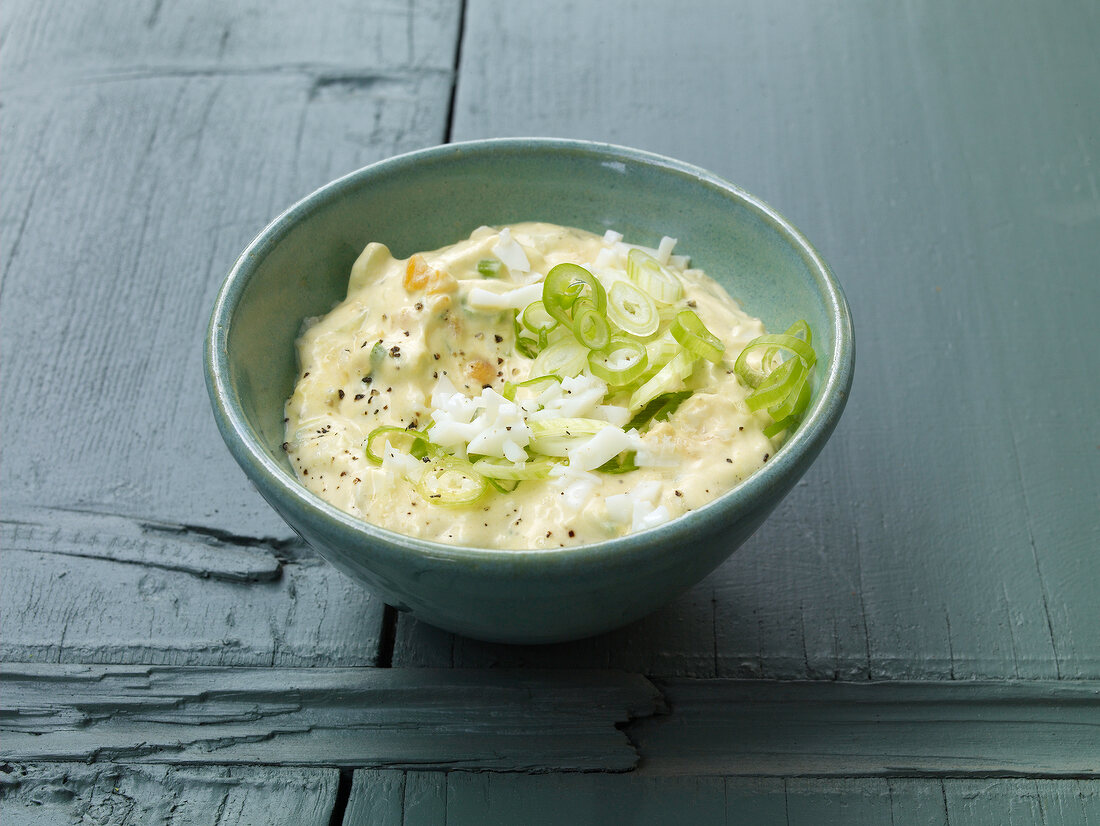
[284,223,779,549]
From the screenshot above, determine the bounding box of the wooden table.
[3,1,1098,822]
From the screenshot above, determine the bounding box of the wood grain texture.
[0,664,662,771]
[390,0,1100,681]
[2,504,281,582]
[0,763,338,826]
[0,0,458,542]
[629,679,1100,777]
[339,773,1099,825]
[0,0,459,671]
[1,541,384,667]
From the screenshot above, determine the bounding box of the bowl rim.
[206,137,854,568]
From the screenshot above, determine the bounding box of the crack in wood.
[0,665,663,772]
[1,504,284,582]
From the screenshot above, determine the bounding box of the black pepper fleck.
[337,389,345,399]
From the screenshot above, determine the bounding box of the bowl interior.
[219,140,846,492]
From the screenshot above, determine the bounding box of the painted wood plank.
[0,0,458,672]
[0,763,339,826]
[346,773,1100,825]
[0,0,457,80]
[783,778,946,826]
[0,665,662,771]
[0,0,457,546]
[342,771,406,826]
[384,0,1100,680]
[446,772,729,825]
[0,544,384,667]
[628,679,1100,777]
[2,504,281,582]
[945,779,1100,826]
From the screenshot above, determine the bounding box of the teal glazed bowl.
[205,138,854,644]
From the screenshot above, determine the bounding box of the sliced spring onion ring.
[762,320,813,374]
[671,309,725,364]
[733,333,817,388]
[476,258,502,277]
[471,457,560,480]
[528,417,606,456]
[415,456,487,506]
[629,351,697,410]
[502,374,562,401]
[365,426,436,465]
[745,357,805,412]
[531,337,589,378]
[572,298,611,350]
[763,415,798,439]
[734,319,817,439]
[607,280,660,337]
[644,330,681,375]
[543,263,607,325]
[768,373,811,421]
[512,309,540,358]
[588,336,649,386]
[627,248,683,303]
[486,477,521,493]
[521,300,559,337]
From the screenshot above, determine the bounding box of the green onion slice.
[629,351,697,410]
[528,418,606,456]
[471,457,560,480]
[521,300,559,337]
[763,415,798,439]
[607,280,660,337]
[768,375,811,421]
[762,320,813,371]
[745,357,805,412]
[415,456,488,507]
[626,248,683,303]
[571,298,611,350]
[531,337,588,378]
[671,309,725,364]
[644,330,681,375]
[734,319,817,440]
[477,258,502,277]
[733,333,817,389]
[365,426,436,465]
[486,477,521,493]
[502,374,562,402]
[512,309,540,359]
[588,336,649,386]
[624,390,693,432]
[543,263,607,326]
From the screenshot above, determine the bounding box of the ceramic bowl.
[205,138,854,644]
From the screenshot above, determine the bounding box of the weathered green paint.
[631,679,1100,776]
[392,0,1100,683]
[339,773,1100,825]
[2,0,1099,819]
[0,665,661,771]
[0,763,339,826]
